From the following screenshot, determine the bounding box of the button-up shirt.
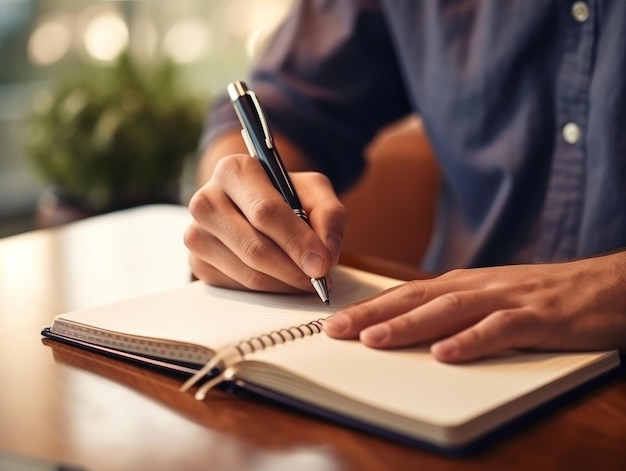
[204,0,626,273]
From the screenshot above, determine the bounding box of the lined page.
[53,266,402,353]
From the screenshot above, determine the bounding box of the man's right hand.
[185,152,346,294]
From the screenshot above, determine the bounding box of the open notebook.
[42,265,620,453]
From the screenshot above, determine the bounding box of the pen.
[227,80,330,305]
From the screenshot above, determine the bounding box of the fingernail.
[361,324,390,346]
[324,314,350,335]
[431,339,459,361]
[326,233,342,265]
[301,251,324,278]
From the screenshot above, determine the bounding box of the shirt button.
[571,1,590,22]
[562,122,581,144]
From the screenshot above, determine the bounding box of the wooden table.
[1,205,625,471]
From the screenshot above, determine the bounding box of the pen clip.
[246,91,274,150]
[240,128,257,158]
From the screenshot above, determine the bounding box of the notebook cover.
[41,327,623,456]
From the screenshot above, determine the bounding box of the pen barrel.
[228,81,329,304]
[232,92,304,212]
[259,147,305,212]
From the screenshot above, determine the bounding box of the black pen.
[227,80,330,305]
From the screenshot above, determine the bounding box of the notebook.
[41,265,620,453]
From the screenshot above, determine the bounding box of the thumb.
[293,172,347,266]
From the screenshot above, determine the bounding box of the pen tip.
[311,277,330,305]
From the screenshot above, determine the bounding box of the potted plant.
[27,53,204,226]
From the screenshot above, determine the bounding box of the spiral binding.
[180,319,325,400]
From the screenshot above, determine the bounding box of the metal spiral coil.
[235,319,324,357]
[181,319,326,400]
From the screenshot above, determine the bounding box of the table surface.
[1,205,625,471]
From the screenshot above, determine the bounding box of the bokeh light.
[225,0,292,58]
[163,20,213,64]
[28,17,72,66]
[83,12,129,61]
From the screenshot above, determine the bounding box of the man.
[185,0,626,362]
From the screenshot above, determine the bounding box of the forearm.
[197,129,316,186]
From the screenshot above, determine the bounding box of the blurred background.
[0,0,292,237]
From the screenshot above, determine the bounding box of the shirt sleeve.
[202,0,412,192]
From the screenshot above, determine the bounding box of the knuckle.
[328,200,348,221]
[510,278,543,296]
[437,292,463,314]
[212,154,243,182]
[491,309,527,333]
[462,327,485,346]
[238,269,266,291]
[247,197,280,228]
[403,281,427,301]
[188,190,214,220]
[355,302,378,324]
[491,308,547,348]
[282,231,306,258]
[183,224,201,251]
[239,237,270,268]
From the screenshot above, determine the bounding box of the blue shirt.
[204,0,626,273]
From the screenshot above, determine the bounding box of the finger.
[324,278,472,338]
[189,253,305,293]
[185,221,310,293]
[358,286,519,348]
[293,172,347,265]
[189,253,246,290]
[324,283,422,338]
[188,181,313,291]
[430,308,545,363]
[215,157,333,279]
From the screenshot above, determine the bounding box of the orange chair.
[340,115,440,280]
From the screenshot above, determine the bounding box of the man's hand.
[324,252,626,362]
[185,153,346,293]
